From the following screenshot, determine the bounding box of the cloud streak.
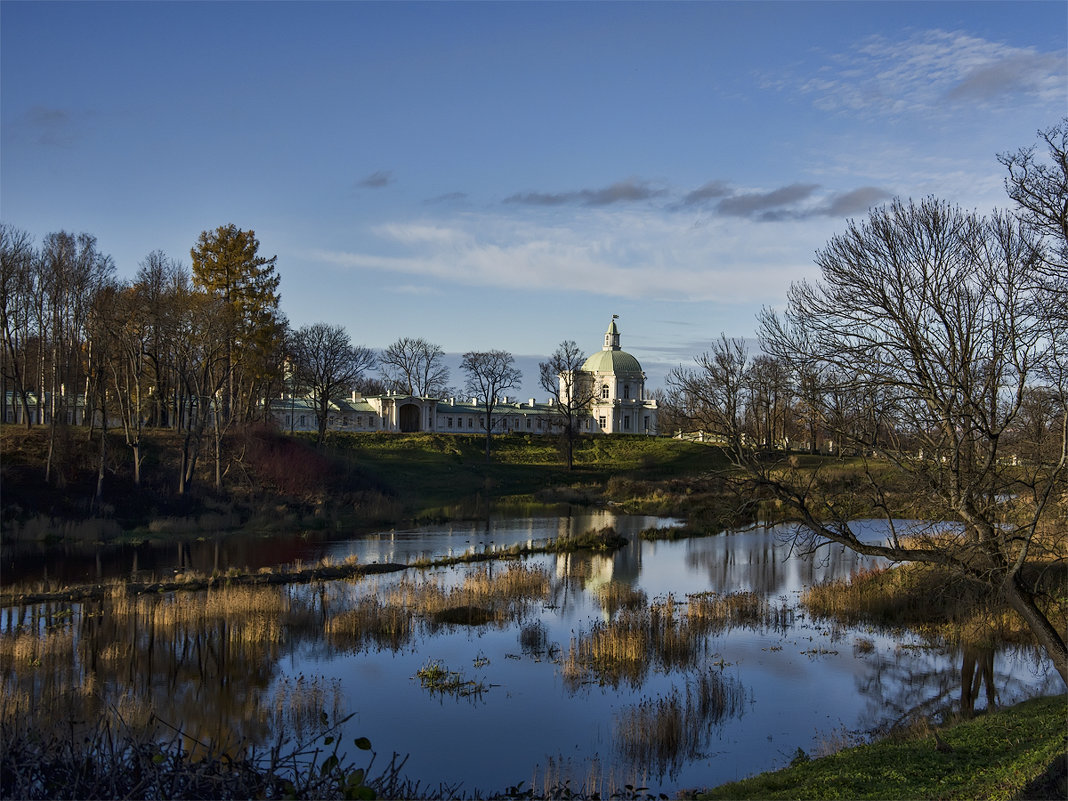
[769,29,1066,117]
[504,179,667,207]
[357,170,394,188]
[504,176,892,221]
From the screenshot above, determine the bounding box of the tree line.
[0,221,603,490]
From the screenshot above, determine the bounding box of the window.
[299,415,306,427]
[644,415,650,431]
[623,384,630,399]
[448,417,453,428]
[526,418,532,429]
[598,416,607,429]
[624,415,631,430]
[601,384,610,399]
[468,417,474,429]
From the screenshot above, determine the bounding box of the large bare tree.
[291,322,376,444]
[461,349,521,462]
[740,197,1067,684]
[539,340,597,470]
[378,336,450,397]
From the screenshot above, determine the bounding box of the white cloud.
[312,208,830,306]
[777,29,1065,117]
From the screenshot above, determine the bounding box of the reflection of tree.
[614,669,746,783]
[850,642,1059,735]
[960,646,996,717]
[683,526,881,596]
[1,586,333,757]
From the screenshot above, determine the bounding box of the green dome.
[582,349,643,374]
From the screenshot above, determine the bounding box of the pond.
[0,513,1059,797]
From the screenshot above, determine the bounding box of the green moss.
[698,694,1067,800]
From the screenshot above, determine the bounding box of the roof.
[581,349,643,374]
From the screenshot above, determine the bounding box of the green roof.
[581,349,643,374]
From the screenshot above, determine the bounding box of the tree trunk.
[1003,573,1068,686]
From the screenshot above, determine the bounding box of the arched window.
[601,384,610,399]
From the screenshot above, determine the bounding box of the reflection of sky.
[285,518,1060,796]
[325,510,679,565]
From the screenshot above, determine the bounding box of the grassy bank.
[1,425,734,537]
[695,693,1067,801]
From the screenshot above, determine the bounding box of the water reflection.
[1,518,1058,797]
[614,669,748,784]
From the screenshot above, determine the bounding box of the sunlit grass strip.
[0,561,407,609]
[696,693,1067,801]
[408,526,628,569]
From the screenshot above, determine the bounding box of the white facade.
[269,319,658,436]
[565,318,658,435]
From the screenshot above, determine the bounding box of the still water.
[1,513,1059,797]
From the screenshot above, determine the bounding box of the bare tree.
[737,197,1067,684]
[95,280,152,485]
[36,232,114,484]
[461,349,521,462]
[999,118,1067,282]
[379,336,450,397]
[0,224,36,427]
[667,334,748,447]
[539,340,596,470]
[291,323,376,444]
[135,251,187,428]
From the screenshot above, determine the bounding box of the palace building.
[270,319,658,436]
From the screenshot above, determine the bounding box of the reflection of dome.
[581,349,643,374]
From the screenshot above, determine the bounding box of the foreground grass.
[697,694,1067,801]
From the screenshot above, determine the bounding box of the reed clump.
[565,589,784,688]
[595,582,647,617]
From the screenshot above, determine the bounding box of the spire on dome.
[604,315,621,351]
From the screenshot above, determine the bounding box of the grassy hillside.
[1,425,731,533]
[319,431,729,517]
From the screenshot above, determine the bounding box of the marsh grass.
[325,596,415,651]
[801,561,1067,649]
[326,562,554,650]
[596,582,648,617]
[565,590,788,688]
[615,670,747,782]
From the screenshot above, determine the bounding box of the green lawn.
[698,694,1067,801]
[320,432,728,516]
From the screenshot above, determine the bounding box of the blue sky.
[2,1,1065,399]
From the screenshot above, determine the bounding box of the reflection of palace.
[270,319,658,436]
